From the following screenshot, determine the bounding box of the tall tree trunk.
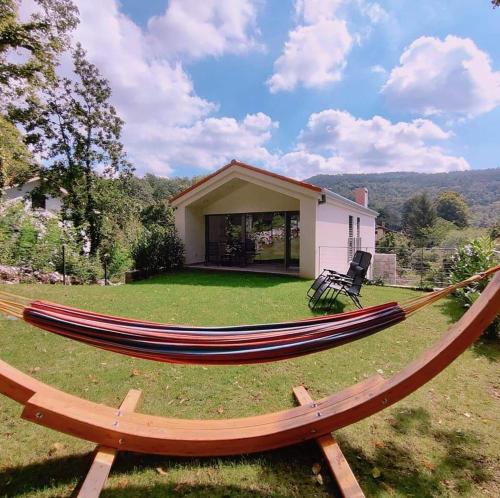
[84,163,99,254]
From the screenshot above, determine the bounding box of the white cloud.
[128,113,278,175]
[72,0,214,128]
[267,0,387,93]
[277,109,469,176]
[294,0,343,23]
[358,1,388,23]
[382,35,500,118]
[277,150,343,178]
[267,19,352,93]
[58,0,274,176]
[147,0,262,59]
[371,64,386,74]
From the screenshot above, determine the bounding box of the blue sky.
[68,0,500,178]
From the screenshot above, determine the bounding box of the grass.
[0,270,499,497]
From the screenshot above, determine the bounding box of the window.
[31,191,47,210]
[348,215,354,261]
[355,217,362,252]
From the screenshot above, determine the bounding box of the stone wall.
[373,253,397,284]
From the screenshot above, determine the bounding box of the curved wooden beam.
[1,273,499,457]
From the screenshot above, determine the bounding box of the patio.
[186,261,300,277]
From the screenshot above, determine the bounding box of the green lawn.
[0,270,498,498]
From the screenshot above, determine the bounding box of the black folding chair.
[308,251,372,310]
[306,269,334,300]
[328,251,372,283]
[324,267,367,309]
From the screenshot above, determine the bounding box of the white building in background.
[2,177,62,213]
[171,160,377,279]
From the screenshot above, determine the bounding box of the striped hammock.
[0,266,498,365]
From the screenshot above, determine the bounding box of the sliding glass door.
[205,211,299,269]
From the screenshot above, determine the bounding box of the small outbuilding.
[171,160,377,278]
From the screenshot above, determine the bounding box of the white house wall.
[202,182,300,214]
[315,200,376,277]
[173,172,319,278]
[299,198,317,278]
[3,180,62,212]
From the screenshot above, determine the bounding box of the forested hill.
[305,168,500,227]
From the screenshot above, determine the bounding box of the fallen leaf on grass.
[48,442,65,456]
[179,398,188,405]
[116,478,129,488]
[156,467,168,476]
[372,440,385,449]
[371,467,382,479]
[29,367,40,374]
[131,369,141,377]
[380,482,395,495]
[87,375,99,384]
[217,407,224,414]
[315,473,324,485]
[312,463,321,475]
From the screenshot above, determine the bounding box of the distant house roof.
[169,159,322,203]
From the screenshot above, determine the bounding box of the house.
[2,177,62,213]
[171,160,377,278]
[375,223,389,242]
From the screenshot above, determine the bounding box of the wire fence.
[318,245,499,289]
[373,247,456,288]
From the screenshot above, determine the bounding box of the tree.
[0,0,78,105]
[13,43,131,254]
[493,0,500,7]
[140,201,175,229]
[142,173,203,202]
[0,114,34,187]
[401,193,436,242]
[435,191,469,228]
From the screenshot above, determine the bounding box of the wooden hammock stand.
[1,272,499,497]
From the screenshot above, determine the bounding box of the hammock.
[1,266,498,365]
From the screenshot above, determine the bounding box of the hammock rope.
[0,265,498,365]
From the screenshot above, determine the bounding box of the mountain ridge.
[305,168,500,227]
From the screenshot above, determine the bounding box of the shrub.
[105,243,133,280]
[132,224,184,274]
[449,236,498,338]
[0,201,104,283]
[56,246,103,283]
[31,217,64,272]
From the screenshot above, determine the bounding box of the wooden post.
[293,386,365,498]
[76,389,142,498]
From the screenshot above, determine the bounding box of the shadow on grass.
[130,270,304,289]
[336,406,493,497]
[438,298,499,362]
[0,443,334,498]
[471,338,500,362]
[438,298,465,324]
[1,415,493,498]
[0,453,88,496]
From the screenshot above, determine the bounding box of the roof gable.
[170,160,321,204]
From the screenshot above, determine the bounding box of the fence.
[318,245,492,289]
[373,247,456,288]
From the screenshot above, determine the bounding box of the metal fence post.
[62,245,66,285]
[420,246,424,288]
[104,254,109,286]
